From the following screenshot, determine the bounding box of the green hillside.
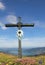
[0,52,45,65]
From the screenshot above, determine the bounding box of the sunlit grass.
[0,52,45,65]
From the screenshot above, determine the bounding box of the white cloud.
[6,15,17,24]
[32,20,45,28]
[0,2,5,10]
[0,22,7,30]
[0,15,17,30]
[0,37,45,48]
[22,37,45,48]
[0,37,18,48]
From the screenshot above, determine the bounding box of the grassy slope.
[0,52,45,65]
[0,52,18,63]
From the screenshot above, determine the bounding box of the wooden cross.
[5,17,34,58]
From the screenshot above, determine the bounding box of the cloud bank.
[0,37,45,48]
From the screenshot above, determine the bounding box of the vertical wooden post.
[18,39,22,58]
[18,17,22,58]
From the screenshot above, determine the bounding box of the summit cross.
[5,17,34,58]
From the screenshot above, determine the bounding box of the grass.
[0,52,45,65]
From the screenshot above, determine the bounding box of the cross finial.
[18,17,21,22]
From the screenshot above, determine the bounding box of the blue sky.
[0,0,45,48]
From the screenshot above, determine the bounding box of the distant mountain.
[0,47,45,56]
[25,47,45,56]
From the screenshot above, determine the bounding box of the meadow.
[0,52,45,65]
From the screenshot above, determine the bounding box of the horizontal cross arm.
[5,23,34,27]
[5,24,17,27]
[21,23,34,27]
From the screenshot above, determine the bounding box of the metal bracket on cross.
[17,29,23,40]
[5,17,34,58]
